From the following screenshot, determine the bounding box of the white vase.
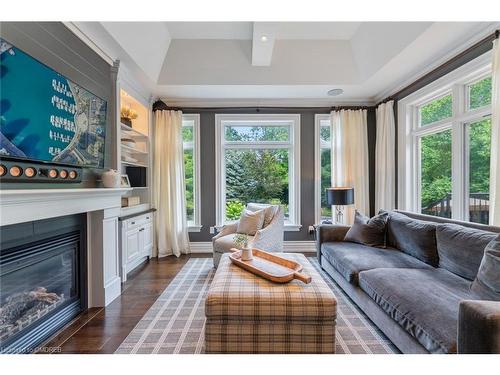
[241,247,253,261]
[102,169,121,188]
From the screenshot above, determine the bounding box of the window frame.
[314,114,332,224]
[397,51,492,222]
[215,113,301,231]
[182,113,201,232]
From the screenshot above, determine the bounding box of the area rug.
[115,257,398,354]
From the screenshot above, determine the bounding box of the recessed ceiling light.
[327,88,344,97]
[260,36,268,42]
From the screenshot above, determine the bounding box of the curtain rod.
[153,101,374,112]
[375,29,499,107]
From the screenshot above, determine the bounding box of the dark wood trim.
[153,100,374,112]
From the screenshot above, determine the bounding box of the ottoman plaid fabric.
[205,253,337,353]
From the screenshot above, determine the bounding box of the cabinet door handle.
[131,221,136,225]
[139,228,144,232]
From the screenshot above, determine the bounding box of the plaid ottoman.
[205,253,337,354]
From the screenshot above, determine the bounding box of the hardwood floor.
[43,254,210,354]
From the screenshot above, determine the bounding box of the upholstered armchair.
[212,203,284,267]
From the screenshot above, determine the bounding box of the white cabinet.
[119,211,154,282]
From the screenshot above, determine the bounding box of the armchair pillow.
[237,209,266,236]
[344,210,388,247]
[471,233,500,301]
[246,203,278,227]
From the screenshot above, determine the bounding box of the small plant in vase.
[234,234,253,261]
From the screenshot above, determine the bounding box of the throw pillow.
[344,210,388,247]
[237,209,266,236]
[471,233,500,301]
[436,223,497,280]
[246,203,277,227]
[385,211,439,266]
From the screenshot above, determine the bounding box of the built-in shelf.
[119,88,151,219]
[121,123,148,139]
[121,160,149,168]
[121,143,148,155]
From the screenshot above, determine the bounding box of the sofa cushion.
[471,233,500,301]
[321,241,432,285]
[358,268,472,353]
[344,210,388,247]
[386,211,438,266]
[436,223,497,281]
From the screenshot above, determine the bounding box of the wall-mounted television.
[0,38,107,168]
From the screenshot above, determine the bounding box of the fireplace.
[0,214,86,353]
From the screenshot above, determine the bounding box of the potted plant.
[234,233,253,261]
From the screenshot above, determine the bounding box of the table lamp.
[326,187,354,224]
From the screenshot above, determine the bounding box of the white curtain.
[375,100,396,213]
[490,38,500,226]
[330,109,370,224]
[153,110,190,257]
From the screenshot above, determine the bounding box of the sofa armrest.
[315,224,350,263]
[458,300,500,354]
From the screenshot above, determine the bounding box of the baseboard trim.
[189,241,315,254]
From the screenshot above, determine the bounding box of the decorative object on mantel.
[120,107,138,127]
[229,248,311,284]
[101,169,121,188]
[233,233,253,261]
[120,174,131,188]
[0,159,82,183]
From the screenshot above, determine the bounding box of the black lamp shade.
[326,187,354,205]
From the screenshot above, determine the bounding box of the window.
[182,114,201,231]
[419,93,453,126]
[467,76,492,110]
[467,117,491,224]
[314,114,332,223]
[215,114,301,230]
[398,53,492,224]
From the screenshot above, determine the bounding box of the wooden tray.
[229,248,312,284]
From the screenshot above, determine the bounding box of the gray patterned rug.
[115,257,398,354]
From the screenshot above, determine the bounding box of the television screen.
[0,38,107,168]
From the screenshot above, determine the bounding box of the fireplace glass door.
[0,232,80,349]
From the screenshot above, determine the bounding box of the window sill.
[188,225,202,233]
[214,223,302,233]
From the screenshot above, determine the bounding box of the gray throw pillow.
[237,209,265,236]
[344,211,388,247]
[471,234,500,301]
[385,211,439,266]
[436,223,497,280]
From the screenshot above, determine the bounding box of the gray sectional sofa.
[316,210,500,354]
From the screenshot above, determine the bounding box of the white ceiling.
[165,22,362,40]
[68,21,500,106]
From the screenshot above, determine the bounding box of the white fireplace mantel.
[0,188,131,226]
[0,188,132,307]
